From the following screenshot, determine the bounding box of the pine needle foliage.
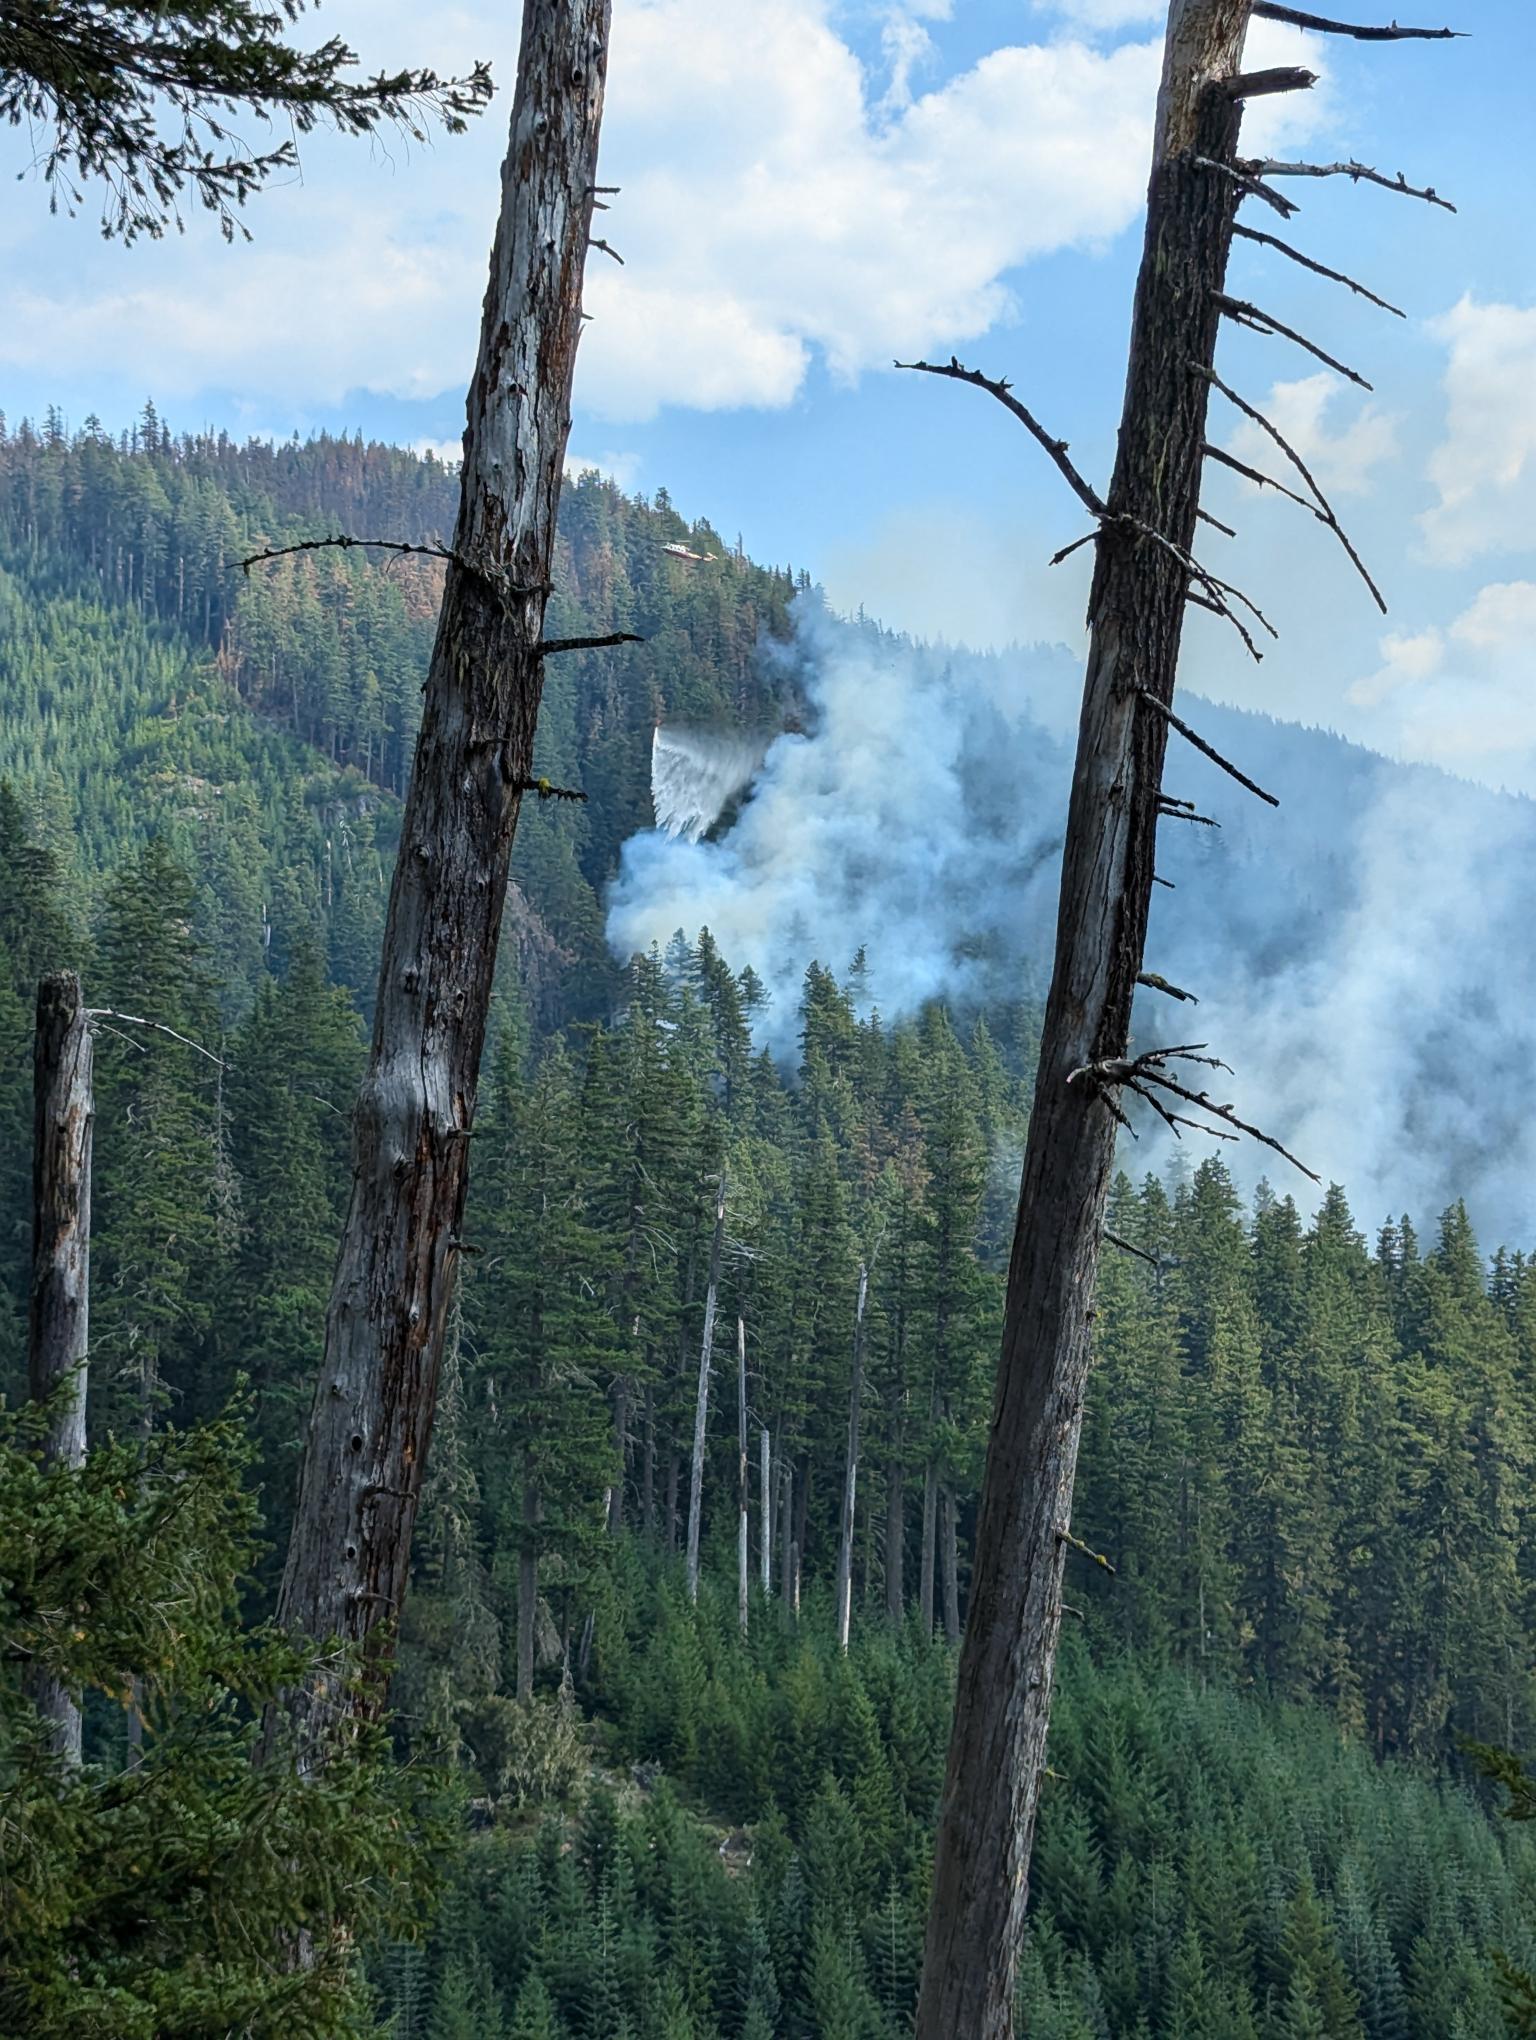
[0,1,492,240]
[0,1399,447,2036]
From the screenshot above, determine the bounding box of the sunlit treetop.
[0,0,493,241]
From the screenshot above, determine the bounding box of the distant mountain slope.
[4,415,1530,1234]
[0,416,803,1020]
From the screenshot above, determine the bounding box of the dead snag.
[685,1170,727,1604]
[26,971,93,1765]
[908,1,1450,2031]
[272,0,612,1763]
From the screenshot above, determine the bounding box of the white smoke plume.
[607,598,1536,1246]
[611,601,1072,1026]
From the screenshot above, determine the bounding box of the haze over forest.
[3,4,1535,2039]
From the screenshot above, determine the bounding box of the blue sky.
[2,0,1532,785]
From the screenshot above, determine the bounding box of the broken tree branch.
[1232,222,1405,317]
[1124,517,1273,658]
[1198,507,1238,538]
[1204,441,1322,519]
[242,534,454,573]
[1220,65,1317,96]
[239,533,548,602]
[1058,1529,1116,1576]
[1248,158,1455,212]
[1135,686,1280,806]
[588,236,624,262]
[1252,3,1465,39]
[1137,971,1200,1003]
[1196,369,1388,612]
[896,357,1107,518]
[513,777,588,803]
[1215,292,1373,389]
[1138,1068,1318,1179]
[1194,155,1297,217]
[1049,530,1100,567]
[1069,1045,1317,1181]
[1103,1230,1161,1268]
[83,1009,227,1067]
[535,632,644,656]
[1157,797,1220,827]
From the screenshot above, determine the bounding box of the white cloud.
[877,0,953,114]
[0,0,1333,425]
[1223,372,1398,498]
[0,0,1170,423]
[564,447,643,489]
[1033,0,1162,27]
[580,1,1168,418]
[1421,297,1536,567]
[1347,581,1536,787]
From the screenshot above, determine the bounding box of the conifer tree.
[3,0,492,240]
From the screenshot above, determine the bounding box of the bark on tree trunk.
[835,1262,870,1652]
[26,971,92,1765]
[915,5,1256,2030]
[760,1424,773,1596]
[685,1172,727,1603]
[272,0,612,1756]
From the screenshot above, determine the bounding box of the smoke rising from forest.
[608,599,1536,1246]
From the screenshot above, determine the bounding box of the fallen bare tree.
[903,3,1458,2031]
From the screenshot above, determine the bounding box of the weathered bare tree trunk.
[274,0,611,1752]
[792,1472,807,1618]
[608,1375,629,1533]
[26,971,92,1764]
[885,1461,905,1622]
[835,1262,870,1652]
[760,1424,773,1596]
[919,1457,938,1635]
[915,5,1259,2029]
[736,1316,749,1634]
[642,1380,657,1537]
[685,1172,727,1603]
[779,1455,794,1613]
[940,1484,961,1646]
[517,1464,539,1704]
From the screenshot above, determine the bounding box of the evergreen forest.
[5,422,1536,2039]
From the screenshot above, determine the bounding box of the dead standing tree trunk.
[835,1261,870,1653]
[273,0,612,1756]
[26,971,93,1764]
[736,1315,749,1634]
[908,2,1455,2030]
[685,1171,727,1604]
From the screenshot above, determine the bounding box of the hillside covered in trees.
[5,424,1536,2037]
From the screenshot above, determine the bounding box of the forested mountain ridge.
[7,418,1536,2036]
[0,411,803,1023]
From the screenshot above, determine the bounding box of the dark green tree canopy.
[0,1,492,239]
